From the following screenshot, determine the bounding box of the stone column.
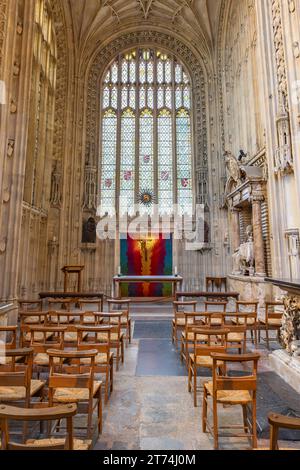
[231,208,241,252]
[252,195,266,277]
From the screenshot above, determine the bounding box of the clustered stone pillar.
[252,195,266,277]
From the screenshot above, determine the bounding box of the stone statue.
[232,225,255,276]
[82,217,96,243]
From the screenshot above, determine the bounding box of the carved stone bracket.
[281,295,300,355]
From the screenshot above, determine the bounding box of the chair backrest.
[77,326,112,358]
[46,311,78,326]
[191,327,230,357]
[204,301,227,312]
[48,349,98,392]
[265,301,284,320]
[206,277,227,293]
[0,403,77,450]
[28,326,67,354]
[0,326,17,350]
[19,311,47,326]
[94,312,122,336]
[107,299,131,313]
[18,300,43,312]
[173,301,197,314]
[48,299,71,312]
[268,412,300,450]
[236,301,258,317]
[78,299,102,311]
[0,348,34,391]
[210,352,260,393]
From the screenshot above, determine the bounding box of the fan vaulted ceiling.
[68,0,222,53]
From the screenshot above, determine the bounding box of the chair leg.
[116,346,120,371]
[202,387,208,433]
[110,357,114,393]
[98,388,103,435]
[266,327,270,350]
[188,358,192,393]
[105,369,109,404]
[242,404,248,434]
[87,398,93,439]
[193,363,197,407]
[213,396,219,450]
[128,320,132,344]
[121,339,124,364]
[252,397,257,449]
[254,327,258,347]
[270,423,279,450]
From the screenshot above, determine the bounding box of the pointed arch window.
[99,48,193,216]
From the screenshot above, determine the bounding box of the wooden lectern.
[61,265,84,293]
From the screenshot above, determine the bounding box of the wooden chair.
[206,277,227,301]
[46,311,82,344]
[0,403,91,450]
[47,348,102,439]
[268,412,300,450]
[259,301,284,349]
[48,299,72,312]
[188,327,229,407]
[78,299,103,312]
[204,301,227,326]
[180,312,211,367]
[172,301,197,349]
[94,313,125,371]
[232,301,259,346]
[18,300,43,311]
[27,326,67,372]
[77,325,114,404]
[0,326,17,351]
[202,352,260,449]
[0,348,45,408]
[107,299,132,345]
[224,313,248,354]
[19,311,49,347]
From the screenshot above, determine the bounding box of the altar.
[112,275,183,300]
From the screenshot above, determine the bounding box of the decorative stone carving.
[281,296,300,355]
[232,225,255,276]
[50,161,62,208]
[7,139,14,157]
[83,165,97,211]
[82,217,96,244]
[0,0,7,74]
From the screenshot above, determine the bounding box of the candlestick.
[174,266,178,276]
[118,266,121,276]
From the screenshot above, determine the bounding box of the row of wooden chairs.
[172,300,284,350]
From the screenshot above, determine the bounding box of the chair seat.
[33,353,62,366]
[64,331,88,342]
[204,381,252,404]
[190,354,223,368]
[227,332,244,342]
[81,352,114,365]
[26,438,92,450]
[53,381,102,402]
[172,318,193,326]
[110,316,129,325]
[48,316,74,324]
[259,319,282,327]
[207,318,223,326]
[182,331,208,341]
[0,379,45,401]
[96,332,124,342]
[23,316,45,325]
[24,332,53,342]
[232,318,256,326]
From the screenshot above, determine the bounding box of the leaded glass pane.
[147,87,154,109]
[111,86,118,109]
[175,63,182,83]
[165,87,172,109]
[129,61,136,84]
[122,59,128,83]
[103,87,110,108]
[165,60,172,83]
[183,88,191,109]
[121,86,128,109]
[157,87,164,109]
[111,62,118,83]
[176,109,193,214]
[175,87,183,109]
[100,109,117,215]
[147,61,154,83]
[139,61,146,84]
[129,86,136,109]
[157,61,164,84]
[120,109,135,216]
[158,110,173,214]
[139,109,154,213]
[140,86,146,109]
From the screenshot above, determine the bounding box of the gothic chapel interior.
[1,0,300,452]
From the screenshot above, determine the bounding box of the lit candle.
[174,266,178,275]
[118,266,121,276]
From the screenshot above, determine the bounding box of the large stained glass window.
[99,48,193,216]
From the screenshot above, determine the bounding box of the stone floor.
[93,303,300,451]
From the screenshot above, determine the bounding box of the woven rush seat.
[24,331,53,342]
[189,354,224,367]
[23,316,45,325]
[64,331,88,342]
[227,332,244,342]
[53,381,102,402]
[47,316,75,324]
[80,352,114,365]
[110,316,128,325]
[182,331,208,341]
[96,332,124,342]
[208,318,223,326]
[259,318,282,326]
[232,318,255,325]
[172,318,194,326]
[0,379,45,401]
[25,438,92,450]
[204,381,252,404]
[33,353,63,366]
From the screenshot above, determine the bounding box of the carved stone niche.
[81,216,97,252]
[225,152,267,278]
